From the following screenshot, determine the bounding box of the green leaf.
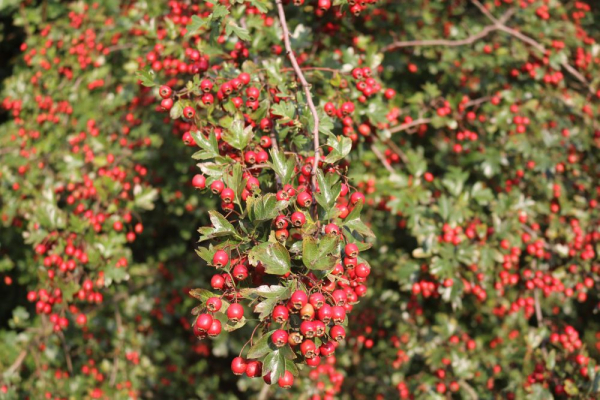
[189,288,220,302]
[254,297,280,320]
[225,22,250,41]
[247,331,275,359]
[198,211,240,242]
[342,202,375,238]
[271,101,296,123]
[191,130,220,160]
[136,67,156,87]
[269,148,295,186]
[324,133,352,164]
[247,193,289,222]
[302,234,340,271]
[248,242,291,275]
[133,187,158,210]
[314,169,340,213]
[263,348,286,382]
[210,3,229,19]
[170,100,183,119]
[223,119,253,150]
[186,15,210,37]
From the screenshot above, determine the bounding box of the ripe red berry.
[210,180,224,194]
[297,191,312,208]
[207,319,222,337]
[212,250,229,268]
[345,243,359,258]
[291,211,306,227]
[231,357,247,375]
[206,297,222,312]
[291,290,308,310]
[192,174,206,189]
[220,188,235,203]
[278,370,294,389]
[183,106,195,119]
[272,329,289,347]
[272,305,289,323]
[227,303,244,323]
[159,85,172,98]
[195,313,213,332]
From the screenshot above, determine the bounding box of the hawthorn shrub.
[1,0,600,399]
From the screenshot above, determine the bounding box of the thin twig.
[275,0,321,186]
[471,0,593,93]
[459,380,479,400]
[5,349,28,376]
[371,145,395,174]
[381,9,515,52]
[257,383,270,400]
[387,118,431,135]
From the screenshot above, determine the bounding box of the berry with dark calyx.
[297,191,312,208]
[291,211,306,227]
[291,290,308,310]
[207,319,222,337]
[300,339,317,358]
[330,325,346,342]
[195,313,213,333]
[183,106,195,119]
[192,174,206,189]
[324,223,340,235]
[206,297,222,312]
[210,180,224,194]
[345,243,359,258]
[220,188,235,204]
[159,85,172,98]
[212,250,229,268]
[272,305,289,323]
[231,357,247,375]
[278,370,294,389]
[227,303,244,323]
[309,292,325,309]
[272,329,289,347]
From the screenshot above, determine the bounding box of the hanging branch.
[275,0,321,184]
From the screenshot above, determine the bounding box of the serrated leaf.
[226,22,250,41]
[170,100,183,119]
[314,169,340,212]
[223,119,253,150]
[254,297,280,320]
[191,130,220,160]
[342,202,375,238]
[247,331,275,359]
[189,288,219,302]
[186,15,210,37]
[324,133,352,164]
[136,67,156,87]
[224,317,246,332]
[269,148,295,185]
[198,211,240,242]
[247,193,289,222]
[248,242,291,275]
[271,101,296,123]
[302,234,340,271]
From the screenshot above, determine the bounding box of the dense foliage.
[1,0,599,399]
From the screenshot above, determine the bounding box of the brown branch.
[381,9,515,53]
[387,118,431,135]
[5,349,28,376]
[471,0,593,93]
[275,0,320,184]
[370,145,396,174]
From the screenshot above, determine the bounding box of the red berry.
[192,174,206,189]
[227,303,244,323]
[212,250,229,268]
